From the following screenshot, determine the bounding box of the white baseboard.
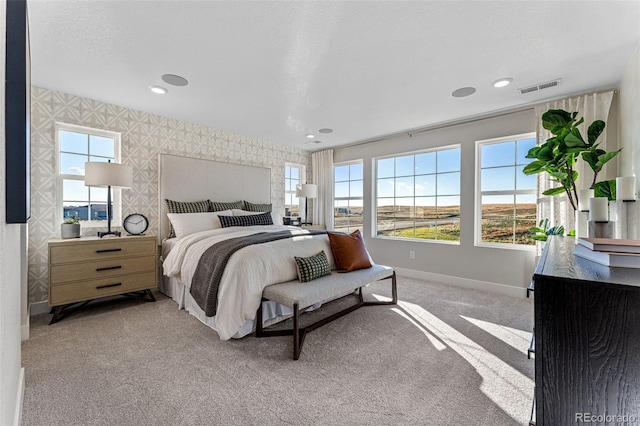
[395,267,527,299]
[29,300,49,316]
[13,367,24,426]
[21,322,29,341]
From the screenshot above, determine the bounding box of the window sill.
[373,235,460,245]
[474,242,536,251]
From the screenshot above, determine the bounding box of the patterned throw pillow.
[165,199,211,238]
[294,251,331,282]
[243,201,273,212]
[218,211,273,228]
[210,200,243,212]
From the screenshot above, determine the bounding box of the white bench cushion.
[262,264,394,309]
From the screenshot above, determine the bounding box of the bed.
[158,154,333,339]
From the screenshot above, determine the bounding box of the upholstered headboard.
[158,154,271,242]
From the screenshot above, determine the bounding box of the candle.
[589,197,608,222]
[578,189,594,211]
[616,176,636,201]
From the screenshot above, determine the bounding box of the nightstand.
[48,234,158,324]
[301,224,326,230]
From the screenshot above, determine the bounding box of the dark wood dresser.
[533,236,640,425]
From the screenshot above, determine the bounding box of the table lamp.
[84,161,133,237]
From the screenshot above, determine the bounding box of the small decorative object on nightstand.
[47,234,158,324]
[283,216,301,226]
[123,213,149,235]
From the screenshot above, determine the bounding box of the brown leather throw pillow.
[327,229,372,272]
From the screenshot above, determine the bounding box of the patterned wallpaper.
[29,86,310,304]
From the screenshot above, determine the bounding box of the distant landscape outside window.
[334,161,363,233]
[375,146,461,242]
[477,134,537,246]
[284,164,302,217]
[58,126,118,222]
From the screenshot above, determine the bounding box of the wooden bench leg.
[293,303,300,360]
[363,271,397,306]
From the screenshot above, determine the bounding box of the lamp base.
[98,230,121,238]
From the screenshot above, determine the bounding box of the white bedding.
[162,225,334,340]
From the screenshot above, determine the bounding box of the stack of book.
[574,237,640,268]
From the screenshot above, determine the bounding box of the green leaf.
[567,229,576,237]
[543,187,566,196]
[525,146,540,159]
[581,151,599,171]
[595,149,622,170]
[594,179,616,201]
[542,109,573,134]
[531,234,548,242]
[587,120,606,145]
[537,145,553,161]
[529,227,545,234]
[523,161,545,175]
[564,130,586,148]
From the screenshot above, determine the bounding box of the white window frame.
[333,160,364,233]
[475,132,537,250]
[373,144,461,244]
[285,163,305,216]
[55,122,122,228]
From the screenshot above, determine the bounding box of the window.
[476,133,537,247]
[56,123,121,225]
[375,146,461,242]
[285,164,303,217]
[334,161,363,233]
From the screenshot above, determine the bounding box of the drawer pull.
[96,248,122,253]
[96,265,122,272]
[96,283,122,290]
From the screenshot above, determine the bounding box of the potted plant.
[523,109,621,209]
[61,215,81,239]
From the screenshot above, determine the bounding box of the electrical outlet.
[409,250,415,260]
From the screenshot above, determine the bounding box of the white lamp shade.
[295,183,317,198]
[84,162,133,188]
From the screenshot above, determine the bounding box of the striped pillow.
[243,201,272,212]
[294,251,331,282]
[218,212,273,228]
[210,200,243,212]
[165,199,211,238]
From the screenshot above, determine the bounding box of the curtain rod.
[338,86,619,150]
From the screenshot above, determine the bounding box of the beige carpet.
[21,276,534,425]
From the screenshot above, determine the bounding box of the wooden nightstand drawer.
[49,271,157,306]
[49,255,156,285]
[49,237,156,265]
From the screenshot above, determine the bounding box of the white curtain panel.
[534,90,615,231]
[311,149,334,229]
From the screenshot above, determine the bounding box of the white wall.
[333,109,538,295]
[0,1,25,423]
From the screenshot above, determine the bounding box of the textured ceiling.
[29,1,640,149]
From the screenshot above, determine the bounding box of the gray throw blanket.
[190,229,326,316]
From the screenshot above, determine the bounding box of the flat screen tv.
[5,0,30,224]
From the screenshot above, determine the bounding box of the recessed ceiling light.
[149,85,168,94]
[318,128,333,134]
[312,140,322,144]
[162,74,189,87]
[306,134,315,139]
[451,87,476,98]
[493,78,513,88]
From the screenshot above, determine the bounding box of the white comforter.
[162,225,334,340]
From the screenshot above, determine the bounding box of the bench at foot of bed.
[255,265,397,360]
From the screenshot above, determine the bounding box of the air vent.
[518,79,562,95]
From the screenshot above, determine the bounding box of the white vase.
[574,210,588,238]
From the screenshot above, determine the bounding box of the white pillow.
[167,210,232,238]
[232,209,279,224]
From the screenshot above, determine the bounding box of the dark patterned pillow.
[218,211,273,228]
[210,200,243,212]
[243,201,272,212]
[294,251,331,282]
[165,199,211,238]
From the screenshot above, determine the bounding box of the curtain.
[311,149,334,229]
[535,90,615,231]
